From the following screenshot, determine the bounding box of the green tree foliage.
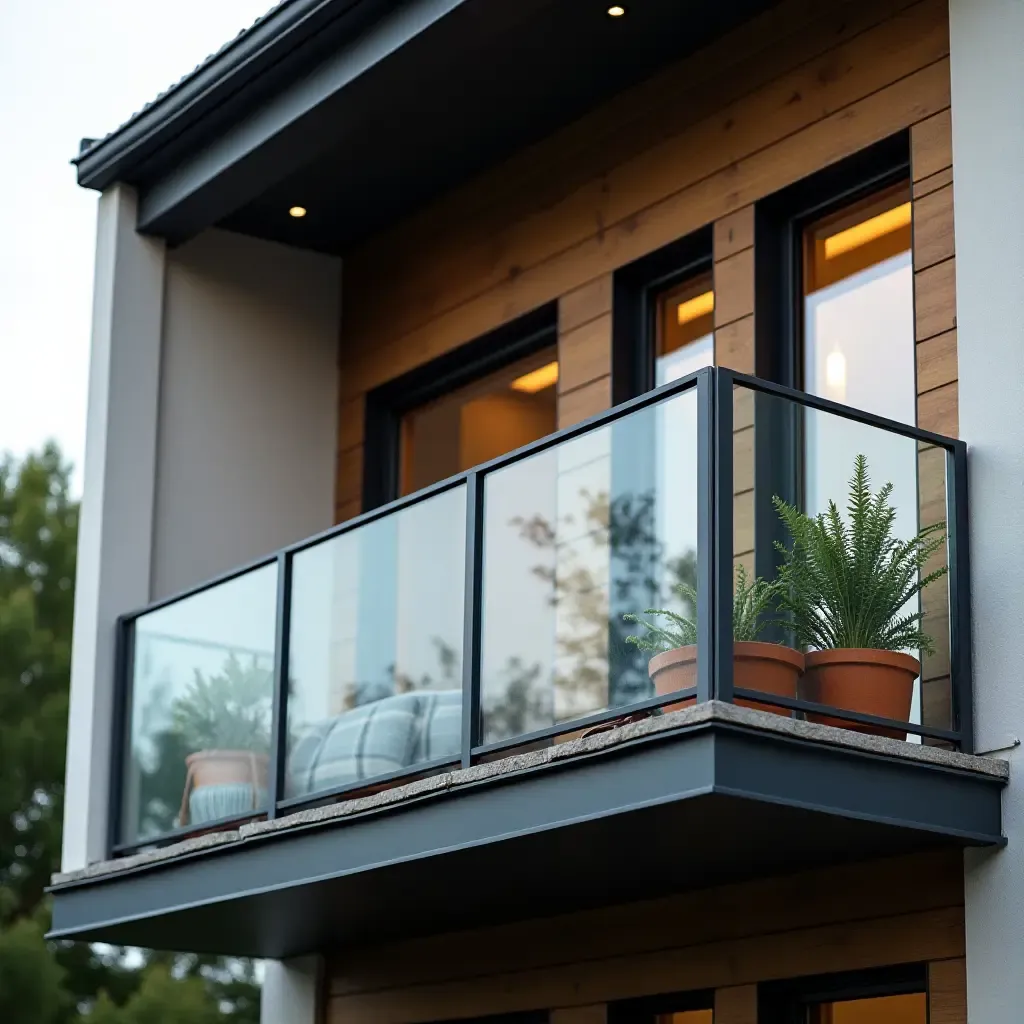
[0,445,260,1022]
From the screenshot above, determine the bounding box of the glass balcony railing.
[109,368,973,853]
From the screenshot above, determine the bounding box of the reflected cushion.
[413,689,462,762]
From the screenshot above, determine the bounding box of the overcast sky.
[0,0,272,492]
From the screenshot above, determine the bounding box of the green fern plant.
[623,564,783,654]
[773,453,948,655]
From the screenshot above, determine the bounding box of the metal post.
[947,441,974,752]
[267,551,293,817]
[696,369,715,703]
[106,616,133,857]
[461,473,485,768]
[714,369,736,704]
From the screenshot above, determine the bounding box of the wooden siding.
[323,850,966,1022]
[335,0,958,519]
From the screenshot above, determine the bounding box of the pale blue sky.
[0,0,273,492]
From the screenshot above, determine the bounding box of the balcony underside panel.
[49,719,1003,958]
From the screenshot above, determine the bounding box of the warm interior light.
[511,361,559,394]
[676,290,715,326]
[289,206,307,218]
[824,202,911,260]
[825,350,847,400]
[607,5,625,16]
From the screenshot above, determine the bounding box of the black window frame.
[759,964,928,1024]
[609,987,715,1023]
[749,132,913,593]
[362,303,559,510]
[611,225,714,404]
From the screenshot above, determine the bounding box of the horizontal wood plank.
[715,986,758,1024]
[911,107,953,180]
[914,183,955,271]
[715,248,756,328]
[929,957,967,1024]
[714,207,755,261]
[336,445,364,505]
[716,316,755,374]
[918,380,959,437]
[917,328,957,395]
[337,395,365,451]
[558,377,611,428]
[551,1007,607,1024]
[558,313,613,393]
[913,165,953,200]
[327,907,964,1023]
[560,275,614,334]
[915,257,957,342]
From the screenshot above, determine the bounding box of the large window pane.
[286,486,467,799]
[123,564,278,845]
[400,347,558,495]
[479,388,700,744]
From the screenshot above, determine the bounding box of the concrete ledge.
[52,701,1007,887]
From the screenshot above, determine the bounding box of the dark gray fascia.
[48,718,1005,959]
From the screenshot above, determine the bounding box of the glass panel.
[808,993,926,1023]
[286,485,467,799]
[655,271,715,386]
[400,347,558,495]
[744,382,952,740]
[123,564,278,844]
[480,387,701,744]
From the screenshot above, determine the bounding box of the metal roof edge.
[73,0,368,191]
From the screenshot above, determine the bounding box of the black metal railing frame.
[107,367,974,857]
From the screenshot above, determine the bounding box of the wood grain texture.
[911,107,953,180]
[558,313,612,393]
[914,165,953,199]
[326,907,964,1023]
[558,377,611,428]
[915,257,957,342]
[917,329,957,395]
[714,248,756,329]
[714,985,758,1024]
[335,445,363,505]
[716,316,755,374]
[928,957,967,1024]
[560,275,614,334]
[914,183,955,271]
[918,380,959,437]
[714,207,755,261]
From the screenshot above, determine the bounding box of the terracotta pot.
[648,642,803,715]
[802,649,920,740]
[180,749,269,826]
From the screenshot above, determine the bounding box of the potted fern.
[170,654,273,827]
[623,565,803,715]
[773,454,948,738]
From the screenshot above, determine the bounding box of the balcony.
[49,368,1004,956]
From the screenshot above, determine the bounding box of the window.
[609,990,714,1024]
[612,227,713,402]
[760,964,927,1024]
[801,182,914,418]
[363,304,559,508]
[399,344,558,495]
[654,270,715,386]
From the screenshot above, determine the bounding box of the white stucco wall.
[949,0,1024,1019]
[151,229,341,599]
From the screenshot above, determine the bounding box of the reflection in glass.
[655,272,714,386]
[808,993,926,1024]
[479,389,700,744]
[400,347,558,495]
[123,564,278,844]
[286,486,466,799]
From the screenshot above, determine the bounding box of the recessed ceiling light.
[510,361,559,394]
[289,206,307,218]
[607,5,625,16]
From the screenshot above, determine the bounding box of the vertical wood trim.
[928,958,967,1024]
[558,276,614,428]
[715,985,758,1024]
